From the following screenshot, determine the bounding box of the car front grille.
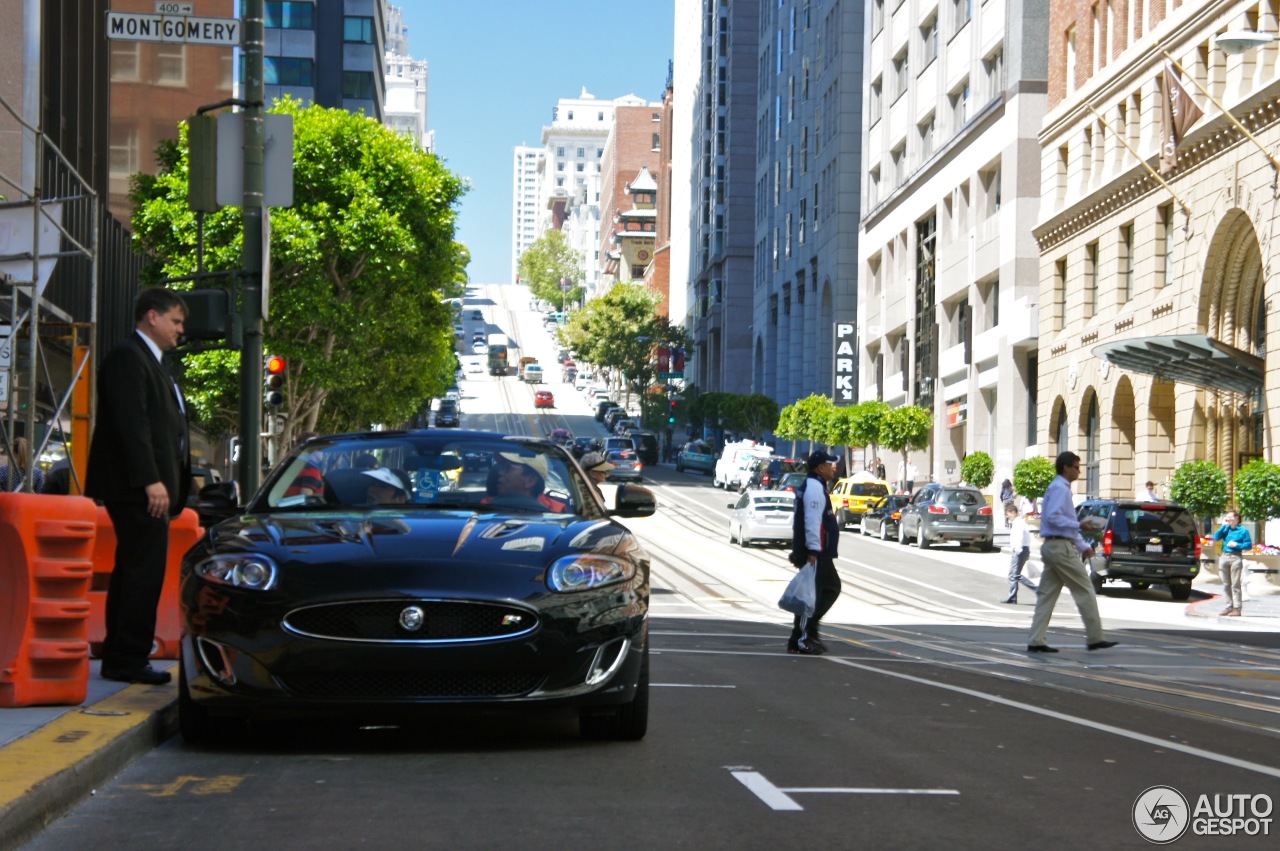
[277,671,544,699]
[283,600,539,643]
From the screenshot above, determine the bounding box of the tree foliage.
[1233,459,1280,536]
[879,405,932,472]
[722,394,780,440]
[848,400,889,459]
[1168,460,1229,525]
[558,285,682,401]
[1012,456,1056,502]
[517,229,585,309]
[960,451,995,490]
[129,99,468,440]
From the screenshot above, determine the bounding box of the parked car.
[742,456,804,491]
[603,407,629,431]
[675,441,716,475]
[727,489,796,548]
[860,495,913,540]
[179,431,656,744]
[713,440,773,490]
[549,428,572,445]
[605,448,643,482]
[568,436,601,459]
[829,475,891,528]
[472,342,489,355]
[471,310,483,320]
[629,431,660,466]
[534,390,555,408]
[897,484,994,550]
[613,418,639,435]
[1076,498,1200,600]
[471,331,485,344]
[594,400,616,422]
[602,436,636,455]
[775,471,807,493]
[435,400,460,428]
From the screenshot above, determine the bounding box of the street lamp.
[1214,30,1279,55]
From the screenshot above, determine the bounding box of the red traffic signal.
[265,355,286,375]
[264,355,286,407]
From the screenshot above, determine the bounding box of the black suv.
[629,431,660,466]
[1076,498,1200,600]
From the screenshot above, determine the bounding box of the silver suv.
[897,484,995,550]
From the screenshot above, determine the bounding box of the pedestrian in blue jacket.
[1213,510,1252,617]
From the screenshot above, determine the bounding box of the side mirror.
[610,483,657,518]
[726,502,736,509]
[196,480,240,527]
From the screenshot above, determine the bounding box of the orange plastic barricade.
[87,507,202,660]
[0,493,98,707]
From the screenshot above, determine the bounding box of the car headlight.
[547,554,635,592]
[194,554,279,591]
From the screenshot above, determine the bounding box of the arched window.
[1085,395,1099,497]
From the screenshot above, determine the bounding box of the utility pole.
[238,0,265,498]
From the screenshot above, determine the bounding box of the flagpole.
[1083,103,1192,221]
[1163,51,1280,176]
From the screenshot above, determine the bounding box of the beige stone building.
[1036,0,1280,499]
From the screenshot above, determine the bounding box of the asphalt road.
[21,282,1280,849]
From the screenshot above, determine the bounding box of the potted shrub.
[1234,458,1280,556]
[960,451,995,499]
[1167,460,1229,533]
[1012,456,1055,520]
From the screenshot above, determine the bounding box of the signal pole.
[238,0,266,498]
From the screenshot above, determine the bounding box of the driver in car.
[483,451,568,512]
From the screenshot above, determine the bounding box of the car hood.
[203,510,635,568]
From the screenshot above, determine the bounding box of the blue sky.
[402,2,675,284]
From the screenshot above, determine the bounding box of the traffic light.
[668,398,677,424]
[264,355,286,407]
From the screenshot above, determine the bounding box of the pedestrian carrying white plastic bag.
[778,562,817,617]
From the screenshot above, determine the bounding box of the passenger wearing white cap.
[361,467,409,504]
[482,450,568,513]
[579,451,615,485]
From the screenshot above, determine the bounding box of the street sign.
[156,1,194,13]
[106,12,242,46]
[659,372,683,380]
[0,325,11,368]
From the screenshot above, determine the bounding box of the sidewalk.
[0,660,178,849]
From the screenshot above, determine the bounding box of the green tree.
[849,399,889,464]
[129,99,468,440]
[1233,458,1280,543]
[517,229,585,310]
[789,394,835,449]
[960,451,995,490]
[775,403,802,457]
[721,394,780,441]
[822,405,859,471]
[1168,460,1229,532]
[557,285,676,401]
[879,405,932,477]
[1013,456,1056,507]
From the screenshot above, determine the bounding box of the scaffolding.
[0,87,97,495]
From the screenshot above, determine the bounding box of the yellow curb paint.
[0,684,175,807]
[1214,669,1280,681]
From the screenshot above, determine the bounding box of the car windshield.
[940,489,983,507]
[258,434,594,516]
[751,495,794,510]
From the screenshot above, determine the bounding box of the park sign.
[106,11,242,46]
[832,322,856,404]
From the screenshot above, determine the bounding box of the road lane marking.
[652,683,736,688]
[825,656,1280,780]
[729,770,958,811]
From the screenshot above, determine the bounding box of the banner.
[1160,61,1204,174]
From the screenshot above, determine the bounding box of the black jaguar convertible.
[181,430,655,744]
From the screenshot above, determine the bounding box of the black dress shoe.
[1026,644,1059,653]
[1000,598,1017,604]
[101,664,172,685]
[1087,640,1118,651]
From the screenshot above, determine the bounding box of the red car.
[534,390,555,408]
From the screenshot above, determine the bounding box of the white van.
[713,440,774,489]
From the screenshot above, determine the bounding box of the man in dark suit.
[86,288,191,685]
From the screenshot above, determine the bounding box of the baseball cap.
[579,451,615,473]
[361,467,407,491]
[807,450,838,469]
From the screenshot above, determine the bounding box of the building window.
[109,124,139,176]
[787,145,794,189]
[264,56,314,86]
[1120,223,1134,301]
[872,0,884,36]
[800,127,809,173]
[921,17,938,68]
[919,115,935,160]
[1084,241,1098,319]
[952,0,971,35]
[950,82,970,132]
[892,143,906,186]
[577,147,585,157]
[265,1,314,29]
[893,50,909,101]
[1054,258,1067,331]
[1066,26,1078,96]
[870,78,882,124]
[109,42,140,81]
[799,198,807,245]
[652,133,660,150]
[785,213,793,258]
[343,16,375,43]
[342,71,374,100]
[983,48,1004,99]
[153,44,187,85]
[1159,203,1175,287]
[576,162,584,172]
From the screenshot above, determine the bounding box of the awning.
[1091,334,1264,395]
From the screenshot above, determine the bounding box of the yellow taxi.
[829,473,891,528]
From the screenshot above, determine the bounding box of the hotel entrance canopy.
[1092,334,1264,396]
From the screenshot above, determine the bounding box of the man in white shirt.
[1001,502,1038,604]
[1026,451,1117,653]
[1137,480,1160,501]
